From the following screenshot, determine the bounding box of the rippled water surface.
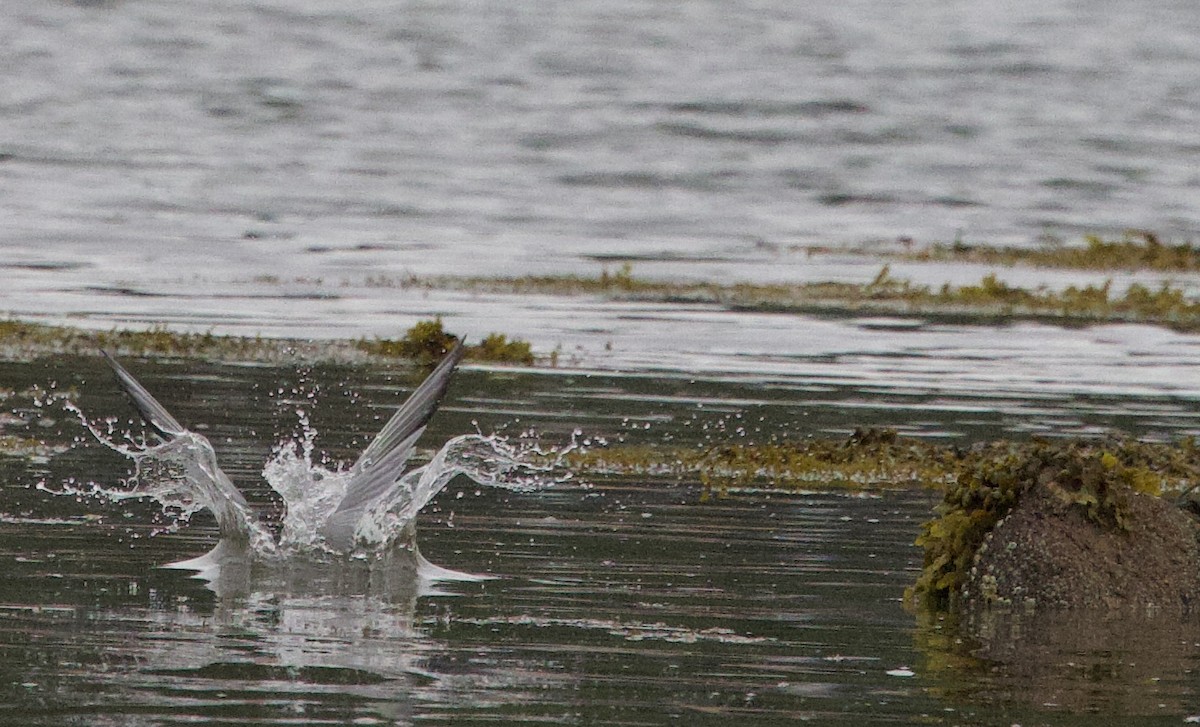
[3,357,1200,725]
[5,1,1200,441]
[3,0,1200,342]
[5,0,1200,258]
[6,1,1200,724]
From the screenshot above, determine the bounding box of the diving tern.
[100,342,466,552]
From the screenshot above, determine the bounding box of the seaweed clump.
[474,333,535,366]
[357,318,537,365]
[358,318,460,364]
[565,428,959,491]
[907,232,1200,272]
[906,437,1200,612]
[698,427,956,492]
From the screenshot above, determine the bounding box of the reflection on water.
[0,478,941,725]
[968,609,1200,716]
[5,356,1200,723]
[917,608,1200,722]
[161,535,484,603]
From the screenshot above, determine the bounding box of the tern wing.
[101,350,257,538]
[101,350,188,439]
[334,341,466,516]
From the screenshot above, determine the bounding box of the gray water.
[5,0,1200,411]
[3,0,1200,330]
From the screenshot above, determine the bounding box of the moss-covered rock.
[906,438,1200,614]
[961,480,1200,614]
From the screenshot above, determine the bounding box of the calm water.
[3,356,1200,725]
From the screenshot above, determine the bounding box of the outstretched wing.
[101,350,188,439]
[333,341,466,516]
[101,350,257,540]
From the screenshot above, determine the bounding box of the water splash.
[55,397,572,559]
[352,432,565,548]
[262,425,568,554]
[50,400,277,553]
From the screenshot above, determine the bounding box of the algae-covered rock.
[962,479,1200,615]
[907,437,1200,614]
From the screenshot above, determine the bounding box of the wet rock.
[907,436,1200,613]
[961,479,1200,616]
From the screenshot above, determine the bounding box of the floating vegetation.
[473,333,535,366]
[901,232,1200,272]
[0,319,348,363]
[362,264,1200,332]
[566,445,698,479]
[696,428,958,492]
[357,317,536,365]
[0,321,249,362]
[904,436,1200,612]
[566,428,958,491]
[0,319,537,366]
